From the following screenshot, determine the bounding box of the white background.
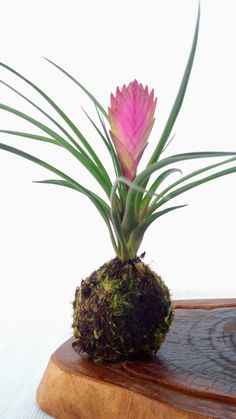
[0,0,236,416]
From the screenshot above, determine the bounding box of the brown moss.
[72,257,173,363]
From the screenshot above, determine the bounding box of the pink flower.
[108,80,157,180]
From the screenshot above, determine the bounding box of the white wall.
[0,0,235,336]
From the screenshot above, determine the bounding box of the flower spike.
[108,80,157,180]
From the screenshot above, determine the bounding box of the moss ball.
[72,257,173,363]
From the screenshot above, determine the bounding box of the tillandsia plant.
[1,6,236,362]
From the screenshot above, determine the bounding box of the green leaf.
[153,166,236,211]
[140,168,182,213]
[0,79,110,179]
[110,177,133,260]
[43,57,108,120]
[135,4,200,210]
[123,151,236,236]
[82,107,122,178]
[82,107,111,153]
[0,103,111,196]
[0,79,79,148]
[34,178,83,190]
[94,105,127,205]
[110,176,161,259]
[148,155,236,214]
[82,107,123,186]
[94,105,123,178]
[0,65,111,186]
[148,4,200,165]
[34,178,112,227]
[129,205,187,251]
[35,179,119,255]
[0,130,59,146]
[0,142,114,229]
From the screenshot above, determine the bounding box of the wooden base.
[36,299,236,419]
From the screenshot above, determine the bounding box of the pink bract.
[108,80,157,180]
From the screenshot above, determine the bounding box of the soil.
[72,256,173,363]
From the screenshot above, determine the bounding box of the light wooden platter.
[36,299,236,418]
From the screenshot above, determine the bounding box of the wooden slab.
[36,299,236,419]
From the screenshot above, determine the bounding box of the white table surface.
[0,299,72,419]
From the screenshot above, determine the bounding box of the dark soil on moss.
[72,257,173,363]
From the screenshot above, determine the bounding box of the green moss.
[72,256,173,363]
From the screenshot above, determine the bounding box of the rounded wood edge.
[36,354,206,419]
[173,298,236,310]
[36,300,236,419]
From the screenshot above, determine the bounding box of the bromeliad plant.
[0,7,236,362]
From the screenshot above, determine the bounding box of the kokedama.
[0,7,235,363]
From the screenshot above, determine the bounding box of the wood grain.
[36,299,236,419]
